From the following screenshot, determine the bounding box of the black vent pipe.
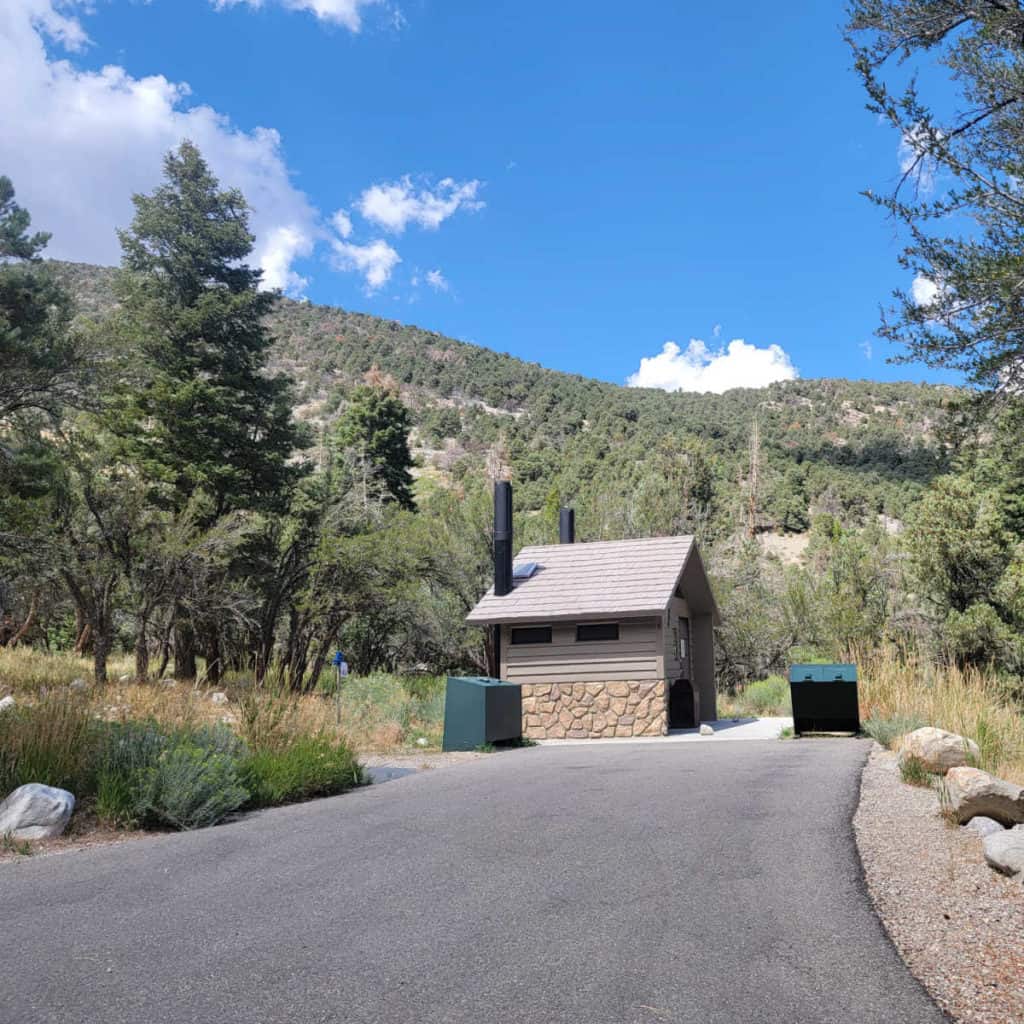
[559,507,575,544]
[494,481,513,597]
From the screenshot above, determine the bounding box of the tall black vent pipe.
[559,507,575,544]
[494,481,513,597]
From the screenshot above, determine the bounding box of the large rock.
[944,767,1024,826]
[898,727,979,774]
[964,816,1006,838]
[0,784,75,840]
[210,691,229,706]
[982,830,1024,879]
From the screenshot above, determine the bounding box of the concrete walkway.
[0,739,943,1024]
[540,715,793,745]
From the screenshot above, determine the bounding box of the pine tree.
[334,384,416,510]
[0,176,83,420]
[109,141,306,677]
[110,142,305,518]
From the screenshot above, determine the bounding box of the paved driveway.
[1,739,943,1024]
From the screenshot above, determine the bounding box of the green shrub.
[241,734,364,808]
[94,720,169,826]
[899,754,932,788]
[0,694,99,797]
[133,726,248,830]
[862,713,927,749]
[738,676,792,716]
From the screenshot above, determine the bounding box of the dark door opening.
[669,679,697,729]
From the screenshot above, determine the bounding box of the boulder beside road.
[982,830,1024,880]
[898,727,979,774]
[963,816,1005,838]
[944,767,1024,826]
[0,784,76,840]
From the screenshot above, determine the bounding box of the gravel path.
[854,744,1024,1024]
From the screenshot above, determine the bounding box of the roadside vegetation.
[0,647,446,836]
[6,0,1024,846]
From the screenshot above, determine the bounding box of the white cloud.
[330,238,400,292]
[357,175,483,234]
[627,338,798,394]
[212,0,382,32]
[0,0,318,296]
[859,339,873,361]
[911,273,940,307]
[257,225,313,294]
[332,208,353,239]
[425,268,448,292]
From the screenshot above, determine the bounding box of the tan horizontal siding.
[501,618,660,683]
[505,664,660,683]
[508,643,654,662]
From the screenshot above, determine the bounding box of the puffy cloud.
[330,238,400,292]
[357,175,483,234]
[212,0,382,32]
[1,0,318,296]
[911,273,940,307]
[627,338,798,394]
[425,268,449,292]
[257,225,313,294]
[332,209,353,239]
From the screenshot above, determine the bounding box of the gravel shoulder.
[854,744,1024,1024]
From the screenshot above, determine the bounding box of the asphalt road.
[1,739,945,1024]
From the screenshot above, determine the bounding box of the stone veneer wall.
[520,680,668,740]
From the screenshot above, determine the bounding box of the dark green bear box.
[442,676,522,751]
[788,663,859,735]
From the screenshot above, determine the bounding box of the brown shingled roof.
[466,535,708,625]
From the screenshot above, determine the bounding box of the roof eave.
[465,608,667,627]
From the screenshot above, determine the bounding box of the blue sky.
[0,1,960,391]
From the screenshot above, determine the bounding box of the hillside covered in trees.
[53,259,958,543]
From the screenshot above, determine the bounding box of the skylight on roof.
[512,561,539,580]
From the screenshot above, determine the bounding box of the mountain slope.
[53,260,960,538]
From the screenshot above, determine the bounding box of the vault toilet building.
[467,482,719,740]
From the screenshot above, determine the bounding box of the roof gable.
[466,535,708,625]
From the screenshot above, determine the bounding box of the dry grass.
[0,647,136,693]
[854,645,1024,785]
[0,648,445,755]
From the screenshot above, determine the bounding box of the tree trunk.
[174,611,197,681]
[205,628,222,686]
[134,615,150,682]
[308,637,333,694]
[9,595,37,646]
[74,623,93,656]
[93,621,111,686]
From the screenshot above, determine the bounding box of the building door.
[669,679,697,728]
[668,618,697,728]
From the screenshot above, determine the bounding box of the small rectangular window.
[576,622,619,642]
[510,626,552,645]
